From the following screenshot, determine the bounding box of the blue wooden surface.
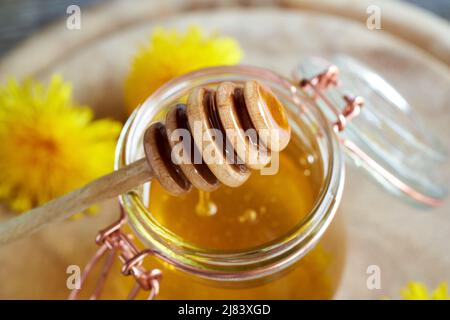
[0,0,448,57]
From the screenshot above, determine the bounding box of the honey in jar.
[146,133,346,299]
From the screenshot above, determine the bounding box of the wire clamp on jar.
[68,207,162,300]
[298,64,365,133]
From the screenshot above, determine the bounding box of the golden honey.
[146,134,346,299]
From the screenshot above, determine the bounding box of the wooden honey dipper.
[0,80,291,245]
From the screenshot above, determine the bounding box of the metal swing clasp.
[298,64,364,132]
[68,207,162,300]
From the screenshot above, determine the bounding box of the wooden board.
[0,0,449,299]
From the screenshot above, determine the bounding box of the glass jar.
[98,56,446,300]
[114,63,343,299]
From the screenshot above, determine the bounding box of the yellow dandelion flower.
[401,282,450,300]
[0,75,122,213]
[124,26,243,114]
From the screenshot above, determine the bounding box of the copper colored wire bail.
[298,64,364,132]
[68,207,163,300]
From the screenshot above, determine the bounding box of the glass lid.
[293,55,448,208]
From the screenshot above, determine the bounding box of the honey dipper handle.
[0,158,153,246]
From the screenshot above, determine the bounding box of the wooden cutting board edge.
[0,0,449,80]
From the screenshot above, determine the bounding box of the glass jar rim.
[115,65,345,281]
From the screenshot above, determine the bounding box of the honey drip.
[195,190,217,217]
